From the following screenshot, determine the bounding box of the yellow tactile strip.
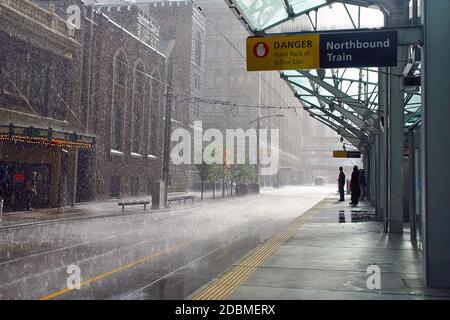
[192,208,315,300]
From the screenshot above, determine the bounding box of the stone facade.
[94,0,207,192]
[0,0,167,211]
[197,0,355,185]
[140,1,207,191]
[197,0,308,186]
[0,0,86,210]
[79,5,167,201]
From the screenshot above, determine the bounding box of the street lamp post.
[249,114,285,186]
[162,93,172,208]
[257,116,260,185]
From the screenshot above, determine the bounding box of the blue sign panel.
[347,151,361,158]
[319,31,397,68]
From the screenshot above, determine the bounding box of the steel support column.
[378,68,387,225]
[374,132,380,209]
[362,150,369,200]
[386,5,408,234]
[387,52,406,233]
[370,140,376,204]
[422,0,450,288]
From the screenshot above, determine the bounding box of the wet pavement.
[0,185,334,300]
[0,191,218,229]
[190,196,450,300]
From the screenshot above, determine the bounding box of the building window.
[130,176,140,196]
[206,42,216,59]
[236,71,245,85]
[110,176,121,198]
[111,50,127,151]
[0,43,69,120]
[148,71,161,156]
[30,55,47,105]
[0,50,30,98]
[131,60,146,154]
[147,179,154,194]
[195,31,202,66]
[48,59,69,120]
[206,72,215,87]
[230,46,241,58]
[214,69,223,86]
[0,49,16,95]
[227,69,236,85]
[17,53,31,97]
[194,73,201,89]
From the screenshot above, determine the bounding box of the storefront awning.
[0,124,95,149]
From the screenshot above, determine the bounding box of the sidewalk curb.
[0,207,171,231]
[0,195,254,231]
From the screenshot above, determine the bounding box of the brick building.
[0,0,94,211]
[0,0,168,211]
[197,0,357,186]
[98,0,207,191]
[139,0,207,191]
[79,4,167,202]
[196,0,308,187]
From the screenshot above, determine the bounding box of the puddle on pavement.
[339,210,377,223]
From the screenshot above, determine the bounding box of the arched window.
[131,60,146,154]
[111,50,127,151]
[148,71,161,156]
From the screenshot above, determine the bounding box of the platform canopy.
[225,0,421,151]
[225,0,406,34]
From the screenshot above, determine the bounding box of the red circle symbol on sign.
[253,42,269,58]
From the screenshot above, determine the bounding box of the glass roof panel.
[234,0,289,31]
[234,1,384,32]
[233,0,327,31]
[290,0,326,14]
[228,0,401,146]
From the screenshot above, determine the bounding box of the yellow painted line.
[205,267,253,300]
[192,213,313,300]
[40,239,194,300]
[208,270,253,300]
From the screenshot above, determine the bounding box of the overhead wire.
[105,51,297,111]
[1,68,48,128]
[93,1,302,113]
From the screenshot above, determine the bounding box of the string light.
[0,134,94,149]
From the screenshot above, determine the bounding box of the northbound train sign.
[247,30,397,71]
[333,150,362,158]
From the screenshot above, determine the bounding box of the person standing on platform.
[350,166,360,206]
[338,167,345,201]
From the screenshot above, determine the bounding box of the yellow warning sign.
[333,150,348,158]
[246,35,320,71]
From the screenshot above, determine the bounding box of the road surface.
[0,186,334,300]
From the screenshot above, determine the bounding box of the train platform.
[191,195,450,300]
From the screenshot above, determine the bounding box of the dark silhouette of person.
[350,166,360,206]
[0,166,13,210]
[24,171,37,211]
[0,166,10,210]
[359,169,367,200]
[0,167,8,198]
[338,167,345,201]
